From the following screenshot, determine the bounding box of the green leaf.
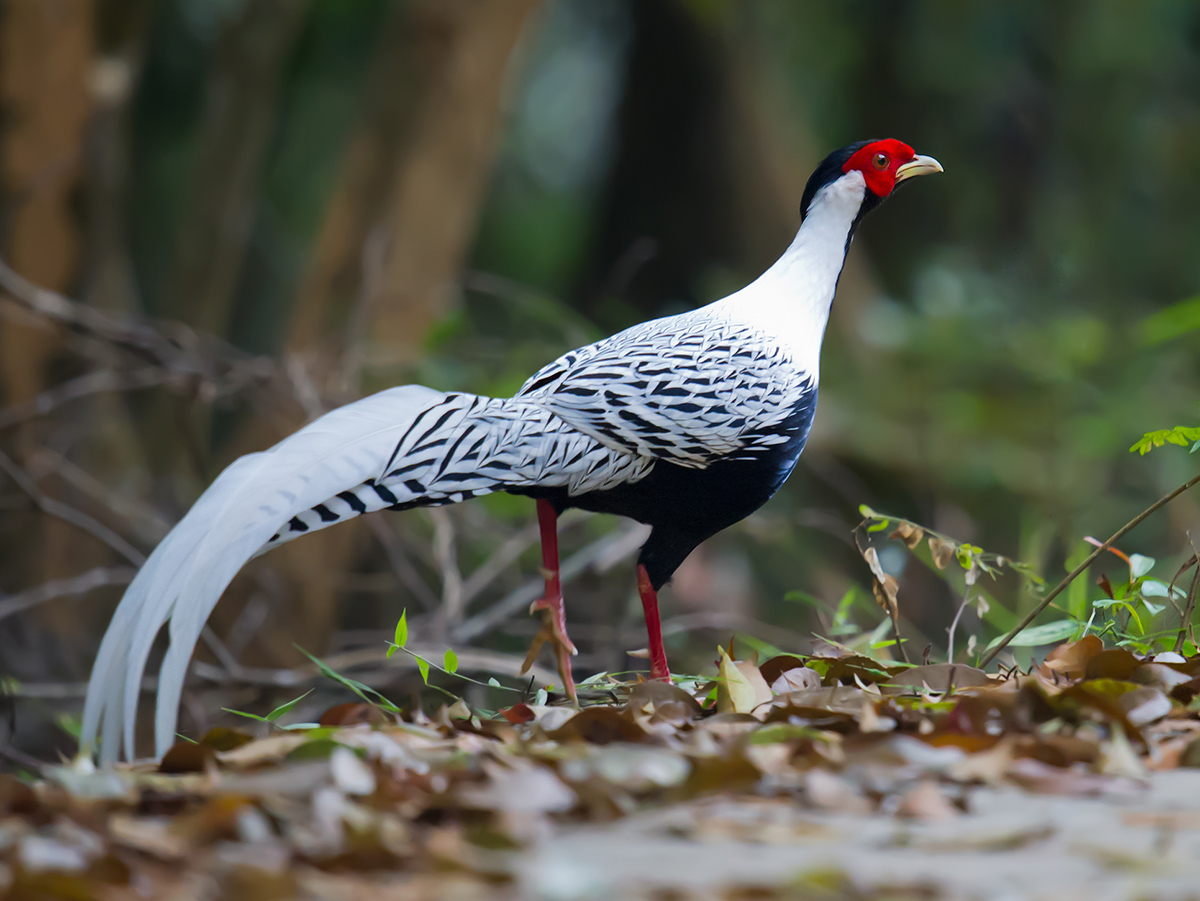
[985,619,1077,650]
[416,656,430,684]
[1138,294,1200,346]
[222,708,271,723]
[534,687,548,706]
[487,677,502,687]
[443,648,458,674]
[266,689,313,722]
[388,610,408,658]
[1130,425,1200,455]
[298,647,401,713]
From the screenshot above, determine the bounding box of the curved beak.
[895,154,944,184]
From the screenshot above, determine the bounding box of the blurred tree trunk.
[0,0,94,404]
[0,0,98,683]
[288,0,542,390]
[229,0,543,666]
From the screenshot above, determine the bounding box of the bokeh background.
[2,0,1199,764]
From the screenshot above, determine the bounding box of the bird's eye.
[872,152,888,170]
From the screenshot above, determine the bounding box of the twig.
[29,448,171,541]
[429,507,463,625]
[459,520,541,606]
[365,517,439,610]
[0,742,46,775]
[0,566,136,622]
[453,521,650,643]
[0,367,165,430]
[946,585,971,663]
[980,472,1200,667]
[1174,539,1200,655]
[0,256,274,396]
[0,450,146,566]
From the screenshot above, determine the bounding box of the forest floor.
[6,640,1200,900]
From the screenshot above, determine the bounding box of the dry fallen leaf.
[716,647,773,715]
[1043,635,1104,679]
[769,666,822,694]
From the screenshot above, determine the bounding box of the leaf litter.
[8,638,1200,898]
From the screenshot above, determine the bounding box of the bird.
[81,139,942,761]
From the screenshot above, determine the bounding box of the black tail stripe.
[368,480,399,505]
[288,516,309,533]
[313,504,339,523]
[338,491,368,514]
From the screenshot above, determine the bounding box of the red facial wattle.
[842,139,917,197]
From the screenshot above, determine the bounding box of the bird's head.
[800,138,943,223]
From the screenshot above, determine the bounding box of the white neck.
[710,170,866,379]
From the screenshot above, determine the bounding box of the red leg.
[637,564,670,681]
[521,499,577,701]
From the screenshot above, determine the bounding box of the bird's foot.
[522,593,578,702]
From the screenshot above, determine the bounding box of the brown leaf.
[159,741,215,774]
[758,654,809,686]
[546,707,647,745]
[889,521,925,549]
[1085,649,1141,681]
[0,773,38,816]
[863,547,900,616]
[1043,635,1104,680]
[319,702,384,726]
[927,536,957,570]
[500,703,536,724]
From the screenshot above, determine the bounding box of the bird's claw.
[522,593,578,702]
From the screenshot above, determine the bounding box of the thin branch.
[0,366,165,430]
[946,585,971,663]
[0,256,274,396]
[365,516,439,610]
[453,521,650,644]
[429,507,463,625]
[459,520,540,607]
[0,450,146,566]
[0,566,136,622]
[1175,538,1200,656]
[980,472,1200,667]
[29,448,171,541]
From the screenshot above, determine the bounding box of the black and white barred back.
[270,308,816,550]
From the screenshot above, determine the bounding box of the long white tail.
[82,384,648,761]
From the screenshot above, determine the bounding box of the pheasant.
[82,139,942,760]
